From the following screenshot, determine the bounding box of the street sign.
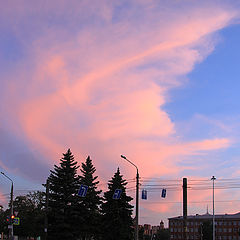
[13,217,20,225]
[142,189,147,200]
[161,188,166,198]
[78,185,88,197]
[113,189,122,200]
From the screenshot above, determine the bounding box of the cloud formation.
[0,0,240,223]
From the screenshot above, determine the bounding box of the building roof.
[169,212,240,220]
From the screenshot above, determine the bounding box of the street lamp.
[1,172,14,240]
[211,176,216,240]
[120,155,139,240]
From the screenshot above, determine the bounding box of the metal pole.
[10,182,13,240]
[200,224,203,240]
[121,155,139,240]
[211,176,216,240]
[1,172,14,240]
[183,178,187,240]
[44,179,49,240]
[136,169,139,240]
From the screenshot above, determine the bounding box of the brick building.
[169,212,240,240]
[143,224,152,236]
[139,221,165,238]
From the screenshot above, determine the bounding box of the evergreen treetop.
[47,149,81,240]
[101,168,134,240]
[78,155,102,239]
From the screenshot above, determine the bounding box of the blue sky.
[166,23,240,122]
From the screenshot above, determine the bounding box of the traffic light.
[11,215,15,224]
[6,216,10,223]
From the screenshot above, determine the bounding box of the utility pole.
[200,224,203,240]
[44,179,49,240]
[121,155,139,240]
[10,182,13,240]
[211,176,216,240]
[183,178,187,240]
[1,172,14,240]
[136,168,139,240]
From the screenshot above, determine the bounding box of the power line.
[140,199,240,204]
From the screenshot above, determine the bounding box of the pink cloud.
[1,0,240,224]
[7,3,234,177]
[186,138,231,152]
[0,191,8,207]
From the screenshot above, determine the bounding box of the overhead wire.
[2,177,240,200]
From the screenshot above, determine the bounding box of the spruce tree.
[101,168,134,240]
[79,156,102,240]
[47,149,81,240]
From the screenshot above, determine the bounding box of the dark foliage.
[101,168,134,240]
[47,149,81,240]
[199,221,213,240]
[155,228,170,240]
[0,205,8,235]
[78,156,102,239]
[12,191,45,238]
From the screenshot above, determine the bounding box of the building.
[160,220,164,230]
[139,221,165,238]
[143,224,152,236]
[169,212,240,240]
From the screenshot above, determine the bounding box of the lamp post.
[121,155,139,240]
[211,176,216,240]
[1,172,14,240]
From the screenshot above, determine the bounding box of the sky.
[1,0,240,226]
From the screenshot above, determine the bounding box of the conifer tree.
[47,149,81,240]
[79,156,102,240]
[101,168,134,240]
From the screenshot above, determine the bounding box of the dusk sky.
[1,0,240,225]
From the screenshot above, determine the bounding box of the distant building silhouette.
[169,212,240,240]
